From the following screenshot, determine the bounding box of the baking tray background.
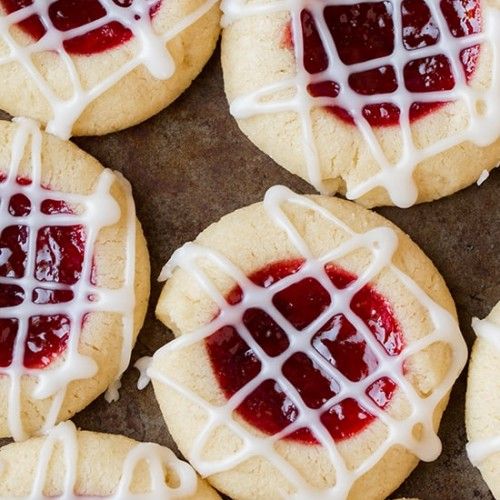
[1,44,499,499]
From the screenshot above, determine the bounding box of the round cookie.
[0,0,221,139]
[466,301,500,499]
[150,185,467,499]
[0,420,220,498]
[0,118,150,440]
[221,0,500,207]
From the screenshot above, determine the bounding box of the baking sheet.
[1,44,499,499]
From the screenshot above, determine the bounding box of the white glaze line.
[467,436,500,466]
[472,316,500,352]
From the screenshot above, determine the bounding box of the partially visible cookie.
[0,420,220,498]
[222,0,499,207]
[0,118,150,440]
[0,0,221,138]
[466,301,500,499]
[150,185,467,499]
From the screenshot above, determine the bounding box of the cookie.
[0,118,150,440]
[0,0,221,139]
[466,301,500,499]
[221,0,500,208]
[0,420,220,498]
[150,185,467,499]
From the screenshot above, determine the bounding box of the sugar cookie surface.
[0,119,150,440]
[150,185,466,499]
[0,0,221,138]
[0,421,220,498]
[466,300,500,499]
[222,0,500,207]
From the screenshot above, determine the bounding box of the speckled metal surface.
[1,44,499,500]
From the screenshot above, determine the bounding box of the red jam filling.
[1,0,161,55]
[205,259,404,444]
[283,0,481,126]
[0,174,86,369]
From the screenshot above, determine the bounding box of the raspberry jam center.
[0,175,86,369]
[206,259,404,444]
[285,0,481,126]
[1,0,160,55]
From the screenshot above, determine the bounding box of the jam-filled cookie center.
[206,259,404,444]
[0,175,86,369]
[1,0,161,55]
[284,0,481,127]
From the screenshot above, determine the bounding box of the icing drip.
[467,436,500,467]
[0,118,137,441]
[0,0,218,139]
[223,0,500,207]
[135,355,153,390]
[0,420,198,499]
[466,312,500,466]
[472,315,500,352]
[476,168,490,186]
[149,185,467,498]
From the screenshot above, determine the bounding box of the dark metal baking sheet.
[1,44,499,499]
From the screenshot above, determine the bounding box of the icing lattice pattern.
[0,0,217,139]
[150,185,467,498]
[0,118,136,441]
[223,0,500,207]
[0,420,199,499]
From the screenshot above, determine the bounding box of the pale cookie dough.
[150,185,467,499]
[466,301,500,499]
[0,0,221,138]
[0,421,220,498]
[221,0,500,207]
[0,118,150,440]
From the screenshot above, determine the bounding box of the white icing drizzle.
[472,315,500,352]
[0,0,218,139]
[476,168,490,186]
[223,0,500,208]
[135,356,153,390]
[0,118,137,441]
[467,436,500,467]
[0,420,198,499]
[466,310,500,466]
[149,185,467,499]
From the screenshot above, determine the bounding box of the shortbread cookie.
[150,185,467,499]
[0,0,221,139]
[0,118,150,440]
[222,0,500,207]
[0,420,220,498]
[466,301,500,499]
